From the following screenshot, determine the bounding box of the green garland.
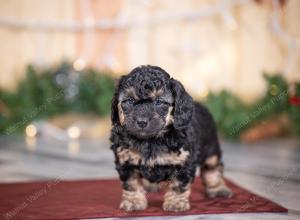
[204,73,300,139]
[0,64,299,139]
[289,82,300,135]
[0,63,115,134]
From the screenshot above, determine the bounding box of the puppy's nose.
[136,118,148,128]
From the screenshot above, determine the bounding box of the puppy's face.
[112,66,194,139]
[118,86,174,138]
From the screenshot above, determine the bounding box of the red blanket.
[0,178,286,220]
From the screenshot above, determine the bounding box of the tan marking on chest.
[146,148,189,167]
[117,147,142,165]
[117,147,189,166]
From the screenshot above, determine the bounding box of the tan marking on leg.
[163,181,191,212]
[145,148,189,167]
[165,106,174,126]
[202,168,222,188]
[201,158,233,198]
[149,88,164,98]
[125,87,139,100]
[117,103,125,126]
[117,147,142,165]
[205,179,232,198]
[142,178,161,192]
[205,155,218,167]
[120,175,147,211]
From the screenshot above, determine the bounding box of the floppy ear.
[111,76,126,125]
[170,78,194,129]
[111,91,119,125]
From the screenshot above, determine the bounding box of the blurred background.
[1,0,300,141]
[0,0,300,217]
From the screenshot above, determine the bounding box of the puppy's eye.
[154,99,165,106]
[124,98,135,105]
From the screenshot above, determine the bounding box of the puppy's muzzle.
[136,118,148,129]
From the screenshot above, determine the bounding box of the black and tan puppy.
[110,65,232,212]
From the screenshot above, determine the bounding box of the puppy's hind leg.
[201,154,233,198]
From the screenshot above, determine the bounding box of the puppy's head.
[112,65,193,138]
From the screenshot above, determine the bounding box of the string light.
[25,124,37,137]
[73,58,86,71]
[0,0,250,32]
[270,84,278,96]
[199,87,209,99]
[67,126,81,139]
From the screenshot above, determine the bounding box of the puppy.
[110,65,232,212]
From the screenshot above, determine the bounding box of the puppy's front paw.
[120,198,147,211]
[163,198,190,212]
[206,185,233,199]
[120,191,147,211]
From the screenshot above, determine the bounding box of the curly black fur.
[110,65,231,211]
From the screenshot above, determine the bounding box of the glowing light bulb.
[270,84,278,96]
[67,126,81,139]
[199,88,209,99]
[26,124,37,137]
[73,58,86,71]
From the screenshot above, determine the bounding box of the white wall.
[0,0,299,102]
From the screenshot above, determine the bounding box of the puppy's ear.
[111,76,125,125]
[111,91,119,125]
[170,79,194,129]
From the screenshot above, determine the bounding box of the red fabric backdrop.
[0,178,287,220]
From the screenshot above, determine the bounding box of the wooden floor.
[0,135,300,220]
